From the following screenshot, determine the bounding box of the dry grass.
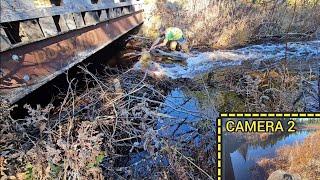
[0,65,215,179]
[142,0,320,48]
[209,63,319,112]
[258,130,320,179]
[1,69,164,179]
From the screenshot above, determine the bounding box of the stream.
[126,40,320,178]
[134,40,320,79]
[4,32,319,179]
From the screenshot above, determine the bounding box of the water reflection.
[223,131,310,180]
[157,88,217,142]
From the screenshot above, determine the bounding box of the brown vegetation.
[143,0,320,48]
[258,130,320,179]
[0,66,215,179]
[209,62,318,112]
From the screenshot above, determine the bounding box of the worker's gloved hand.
[181,43,190,54]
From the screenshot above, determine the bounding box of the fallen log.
[150,49,188,61]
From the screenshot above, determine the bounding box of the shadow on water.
[10,27,142,119]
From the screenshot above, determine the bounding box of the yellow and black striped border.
[216,112,320,180]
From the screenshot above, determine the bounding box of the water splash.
[134,40,320,79]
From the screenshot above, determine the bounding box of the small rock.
[268,170,301,180]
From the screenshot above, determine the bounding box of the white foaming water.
[134,40,320,79]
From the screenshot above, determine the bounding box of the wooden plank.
[73,13,85,28]
[116,8,122,17]
[1,0,143,23]
[132,4,142,11]
[99,10,108,22]
[56,15,69,32]
[83,11,99,26]
[39,16,58,37]
[109,8,117,19]
[19,20,44,43]
[0,28,12,51]
[122,7,130,15]
[63,14,77,30]
[1,0,34,11]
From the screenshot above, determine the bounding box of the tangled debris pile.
[0,67,215,179]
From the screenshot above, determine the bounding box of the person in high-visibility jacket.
[151,27,189,53]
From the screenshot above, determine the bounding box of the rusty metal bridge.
[0,0,144,104]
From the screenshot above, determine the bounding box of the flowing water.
[134,40,320,79]
[124,40,319,178]
[133,39,320,139]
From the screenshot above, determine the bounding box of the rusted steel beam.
[0,11,144,104]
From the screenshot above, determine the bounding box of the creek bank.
[224,130,311,180]
[1,37,319,179]
[258,130,320,180]
[267,170,301,180]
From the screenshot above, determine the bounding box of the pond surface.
[224,131,311,180]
